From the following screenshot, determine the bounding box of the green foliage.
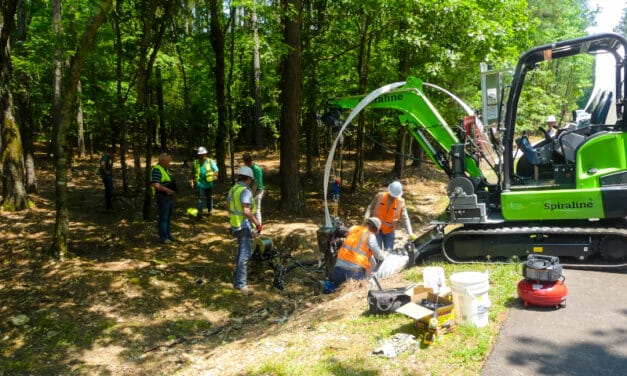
[8,0,597,167]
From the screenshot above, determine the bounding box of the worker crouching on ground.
[365,181,415,251]
[323,217,386,294]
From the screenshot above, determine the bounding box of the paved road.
[482,268,627,376]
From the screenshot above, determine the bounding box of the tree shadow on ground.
[1,151,446,375]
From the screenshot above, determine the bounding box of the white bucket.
[423,266,447,294]
[450,271,491,327]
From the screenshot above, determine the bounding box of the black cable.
[363,131,436,165]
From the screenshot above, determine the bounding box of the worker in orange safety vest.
[364,181,415,251]
[327,217,387,291]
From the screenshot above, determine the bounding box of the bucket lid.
[450,271,488,285]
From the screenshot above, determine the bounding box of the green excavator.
[322,33,627,268]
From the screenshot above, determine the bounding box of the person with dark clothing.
[100,148,115,211]
[152,153,177,244]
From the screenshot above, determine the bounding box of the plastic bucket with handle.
[450,271,491,327]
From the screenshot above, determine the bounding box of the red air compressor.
[517,255,568,309]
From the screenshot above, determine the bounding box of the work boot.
[236,286,254,295]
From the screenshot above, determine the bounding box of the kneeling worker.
[330,217,387,289]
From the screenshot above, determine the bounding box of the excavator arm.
[327,77,485,180]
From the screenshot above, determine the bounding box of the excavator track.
[441,223,627,269]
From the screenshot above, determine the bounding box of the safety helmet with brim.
[238,166,254,178]
[388,181,403,198]
[367,217,382,232]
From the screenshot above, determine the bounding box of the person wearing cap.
[152,153,178,244]
[364,180,415,251]
[326,217,387,291]
[189,146,219,219]
[547,115,558,137]
[242,153,264,225]
[227,165,262,295]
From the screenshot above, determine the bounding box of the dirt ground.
[0,147,450,375]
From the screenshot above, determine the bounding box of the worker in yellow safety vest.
[227,165,262,295]
[364,181,415,251]
[329,217,387,290]
[190,146,218,219]
[151,153,178,244]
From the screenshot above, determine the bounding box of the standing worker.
[99,147,115,212]
[227,166,262,295]
[152,153,178,244]
[242,153,264,225]
[190,146,218,220]
[327,217,387,291]
[365,181,415,251]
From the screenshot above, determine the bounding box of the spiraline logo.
[373,94,403,104]
[543,199,594,211]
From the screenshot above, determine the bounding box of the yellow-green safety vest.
[193,159,215,183]
[228,183,256,228]
[151,164,171,195]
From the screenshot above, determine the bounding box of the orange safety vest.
[336,225,374,272]
[371,192,403,234]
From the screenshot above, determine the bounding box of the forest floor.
[0,145,500,376]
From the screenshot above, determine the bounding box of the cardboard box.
[396,285,455,335]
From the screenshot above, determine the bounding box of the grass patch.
[246,262,521,376]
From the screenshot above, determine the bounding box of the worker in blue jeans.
[227,165,262,295]
[322,217,386,293]
[190,146,219,219]
[151,153,178,244]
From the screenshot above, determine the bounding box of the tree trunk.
[137,0,176,220]
[351,15,372,192]
[209,0,229,183]
[15,0,37,194]
[251,6,264,150]
[174,43,192,155]
[76,80,86,158]
[411,141,423,168]
[393,18,411,178]
[50,0,113,259]
[279,0,303,213]
[0,0,28,211]
[301,0,322,178]
[392,127,407,178]
[50,0,62,159]
[113,2,129,193]
[155,66,166,150]
[227,6,236,182]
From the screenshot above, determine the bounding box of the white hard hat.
[367,217,382,231]
[388,181,403,198]
[197,146,208,155]
[547,115,556,123]
[238,165,254,178]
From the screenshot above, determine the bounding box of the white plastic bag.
[373,254,409,279]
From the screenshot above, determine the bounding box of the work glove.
[256,224,263,233]
[409,233,417,241]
